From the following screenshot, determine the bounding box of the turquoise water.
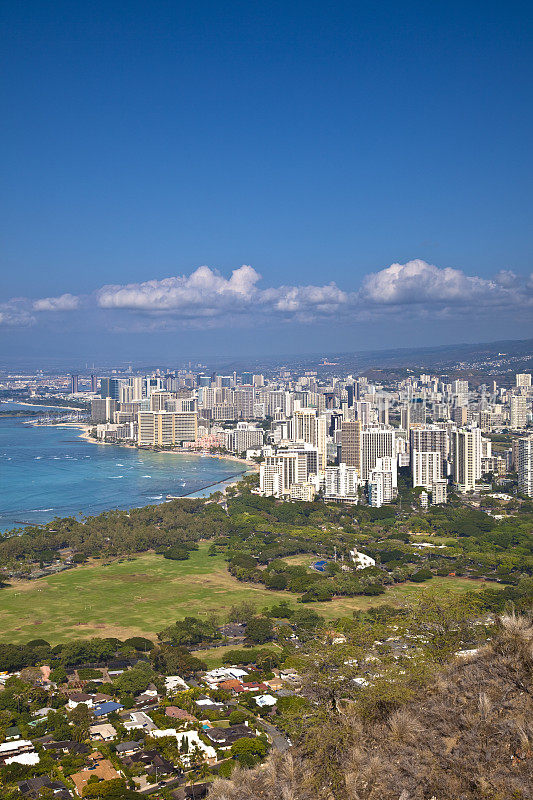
[0,404,246,532]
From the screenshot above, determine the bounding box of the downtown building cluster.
[84,369,533,503]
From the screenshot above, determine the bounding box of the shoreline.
[1,417,257,533]
[34,420,259,471]
[3,400,88,412]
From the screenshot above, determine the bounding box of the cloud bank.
[33,293,80,312]
[1,260,531,330]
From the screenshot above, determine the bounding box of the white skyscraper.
[517,435,533,497]
[510,394,528,430]
[291,408,327,472]
[516,373,532,388]
[361,428,396,482]
[451,427,482,492]
[325,464,360,501]
[412,450,442,490]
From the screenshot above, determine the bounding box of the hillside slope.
[208,614,533,800]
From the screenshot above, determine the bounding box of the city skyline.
[1,1,532,359]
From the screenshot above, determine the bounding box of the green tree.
[230,736,268,766]
[246,616,274,644]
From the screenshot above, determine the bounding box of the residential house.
[0,740,36,765]
[17,776,72,799]
[165,675,189,693]
[67,692,94,710]
[149,729,217,765]
[93,700,123,718]
[165,706,197,723]
[122,710,158,732]
[254,694,277,708]
[122,749,175,777]
[70,756,121,797]
[115,740,144,757]
[89,723,117,742]
[204,723,256,750]
[41,740,90,757]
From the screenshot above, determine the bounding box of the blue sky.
[1,0,532,362]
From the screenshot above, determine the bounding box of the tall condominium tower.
[451,427,481,492]
[517,435,533,497]
[340,419,361,472]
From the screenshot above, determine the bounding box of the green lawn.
[191,642,282,669]
[0,544,501,645]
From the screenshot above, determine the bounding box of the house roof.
[93,701,123,716]
[218,679,245,691]
[70,759,120,796]
[115,739,143,753]
[68,692,92,702]
[165,706,197,721]
[205,724,256,745]
[17,776,71,799]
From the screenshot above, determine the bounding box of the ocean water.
[0,404,247,532]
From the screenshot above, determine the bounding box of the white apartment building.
[517,435,533,497]
[324,463,360,501]
[226,423,264,453]
[289,482,316,501]
[431,479,448,504]
[516,373,532,388]
[368,468,394,507]
[451,427,482,492]
[510,394,528,430]
[259,446,318,497]
[138,411,198,446]
[291,408,327,472]
[360,428,396,483]
[412,450,442,490]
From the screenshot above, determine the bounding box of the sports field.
[0,544,500,644]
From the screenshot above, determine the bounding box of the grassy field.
[0,544,501,645]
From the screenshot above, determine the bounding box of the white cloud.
[97,266,261,314]
[97,265,348,322]
[2,260,531,331]
[0,301,35,328]
[359,259,502,306]
[33,293,80,312]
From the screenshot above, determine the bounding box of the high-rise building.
[150,391,172,412]
[452,380,469,406]
[361,428,396,482]
[91,374,98,394]
[130,376,144,400]
[412,450,442,490]
[510,394,528,430]
[453,406,468,426]
[451,427,482,492]
[99,377,123,401]
[70,375,79,393]
[90,398,117,423]
[226,424,264,454]
[291,408,327,472]
[431,479,448,504]
[517,435,533,497]
[516,373,532,388]
[325,464,359,501]
[401,399,426,430]
[137,411,197,446]
[340,420,361,471]
[409,426,448,457]
[259,447,317,496]
[368,460,395,507]
[354,400,372,425]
